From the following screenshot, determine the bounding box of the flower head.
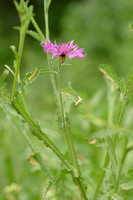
[41,39,86,63]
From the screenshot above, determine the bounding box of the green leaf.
[45,0,52,12]
[13,99,71,169]
[14,26,42,42]
[120,170,133,191]
[89,127,124,140]
[0,89,52,178]
[86,127,124,147]
[0,87,71,169]
[99,64,122,93]
[22,5,33,27]
[14,0,33,26]
[4,65,15,76]
[15,68,57,96]
[120,180,133,190]
[16,67,40,96]
[43,169,71,198]
[61,88,80,105]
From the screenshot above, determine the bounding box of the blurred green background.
[0,0,133,199]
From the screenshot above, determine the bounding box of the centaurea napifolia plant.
[1,0,133,200]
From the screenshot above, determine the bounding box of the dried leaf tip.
[75,96,82,106]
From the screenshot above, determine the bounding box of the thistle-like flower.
[40,39,86,64]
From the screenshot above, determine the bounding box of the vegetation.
[1,0,133,199]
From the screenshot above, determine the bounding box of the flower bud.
[58,54,66,64]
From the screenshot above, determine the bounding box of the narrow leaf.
[16,67,40,96]
[4,65,15,76]
[43,169,71,198]
[14,26,41,42]
[88,127,124,140]
[15,68,56,96]
[22,5,33,27]
[99,64,122,93]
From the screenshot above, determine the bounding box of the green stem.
[31,17,46,42]
[44,0,49,39]
[23,1,46,42]
[43,1,87,198]
[13,100,72,170]
[57,64,87,200]
[12,25,29,113]
[12,26,25,100]
[44,0,58,93]
[57,64,79,172]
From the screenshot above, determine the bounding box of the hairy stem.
[44,0,58,100]
[57,64,87,200]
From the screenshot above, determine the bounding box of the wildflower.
[40,39,86,64]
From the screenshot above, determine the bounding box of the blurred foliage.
[1,0,133,199]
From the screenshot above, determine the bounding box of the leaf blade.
[43,169,71,198]
[99,64,122,93]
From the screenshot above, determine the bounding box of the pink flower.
[40,39,86,61]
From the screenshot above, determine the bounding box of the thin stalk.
[23,1,46,42]
[57,64,87,200]
[57,64,79,172]
[116,101,127,127]
[12,26,25,100]
[44,0,49,39]
[44,0,60,109]
[31,17,46,42]
[12,25,29,113]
